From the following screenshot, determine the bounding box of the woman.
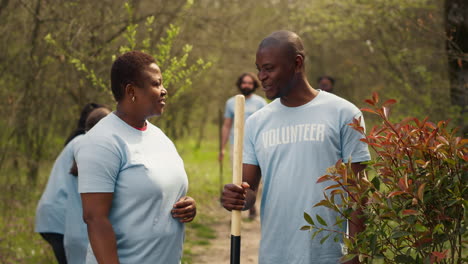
[75,51,196,264]
[35,103,105,264]
[64,103,104,145]
[64,107,111,264]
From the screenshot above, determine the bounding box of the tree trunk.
[445,0,468,134]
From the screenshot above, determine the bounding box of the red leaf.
[401,117,414,125]
[432,250,448,262]
[417,183,426,201]
[324,184,342,190]
[398,177,408,190]
[425,122,436,130]
[317,175,331,183]
[457,138,467,147]
[364,99,375,106]
[437,136,449,145]
[361,108,377,114]
[382,99,397,107]
[383,106,390,119]
[372,92,379,103]
[388,191,405,198]
[402,209,419,215]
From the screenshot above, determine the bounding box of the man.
[222,31,370,264]
[317,75,335,93]
[219,72,267,218]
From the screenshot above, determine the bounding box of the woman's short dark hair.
[64,102,105,145]
[110,51,156,102]
[317,75,335,85]
[236,72,261,90]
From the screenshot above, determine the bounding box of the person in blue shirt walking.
[64,106,111,264]
[222,31,370,264]
[75,51,196,264]
[35,102,106,264]
[219,72,267,219]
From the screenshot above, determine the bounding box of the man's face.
[318,78,333,93]
[255,46,295,100]
[239,75,255,96]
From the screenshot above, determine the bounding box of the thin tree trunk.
[445,0,468,134]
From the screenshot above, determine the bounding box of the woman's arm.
[81,193,119,264]
[172,196,197,223]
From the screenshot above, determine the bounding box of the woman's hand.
[172,196,196,223]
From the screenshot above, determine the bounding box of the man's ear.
[294,54,304,72]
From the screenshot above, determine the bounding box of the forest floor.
[190,209,261,264]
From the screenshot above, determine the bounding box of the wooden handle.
[231,95,245,236]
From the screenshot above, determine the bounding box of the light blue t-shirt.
[63,144,88,264]
[224,94,267,144]
[76,113,188,264]
[243,91,371,264]
[35,135,82,234]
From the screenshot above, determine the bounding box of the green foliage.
[290,0,460,126]
[45,1,212,138]
[302,93,467,263]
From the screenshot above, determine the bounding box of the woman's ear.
[124,83,135,101]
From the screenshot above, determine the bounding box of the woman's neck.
[115,104,147,128]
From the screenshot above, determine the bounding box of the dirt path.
[192,210,261,264]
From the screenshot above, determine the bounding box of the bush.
[302,93,467,263]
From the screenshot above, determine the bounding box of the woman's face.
[134,63,167,118]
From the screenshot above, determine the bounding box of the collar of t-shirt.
[132,122,148,131]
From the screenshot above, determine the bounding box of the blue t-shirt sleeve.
[243,118,258,165]
[340,112,371,163]
[77,143,120,193]
[224,99,234,119]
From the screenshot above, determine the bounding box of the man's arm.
[346,162,367,264]
[349,162,367,235]
[222,164,261,211]
[219,118,233,161]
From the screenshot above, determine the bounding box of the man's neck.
[280,77,318,107]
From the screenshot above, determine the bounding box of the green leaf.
[300,225,311,231]
[339,254,356,263]
[311,229,323,240]
[343,236,352,248]
[391,231,411,239]
[433,223,444,235]
[370,234,377,254]
[320,234,330,244]
[395,254,414,263]
[333,234,340,242]
[414,223,427,232]
[371,176,381,190]
[316,214,327,226]
[304,212,315,225]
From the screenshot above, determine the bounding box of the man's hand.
[218,149,225,161]
[172,196,197,223]
[221,182,250,211]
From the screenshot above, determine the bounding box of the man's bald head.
[85,107,111,131]
[258,30,305,68]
